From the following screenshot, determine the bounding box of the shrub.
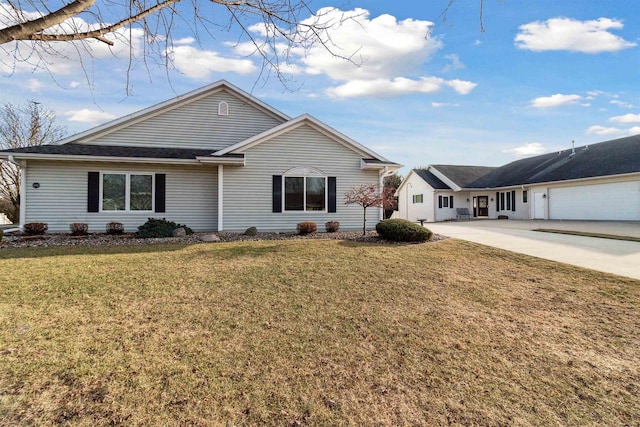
[69,223,89,236]
[106,221,125,235]
[244,226,258,236]
[23,222,48,236]
[0,229,3,242]
[137,218,193,238]
[297,221,317,235]
[325,221,340,233]
[376,219,432,242]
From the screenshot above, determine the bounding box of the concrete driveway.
[426,220,640,280]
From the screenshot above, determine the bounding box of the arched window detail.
[218,101,229,116]
[281,166,327,212]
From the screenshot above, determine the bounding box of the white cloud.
[474,40,482,46]
[515,17,636,53]
[442,53,465,72]
[166,44,257,80]
[431,102,459,108]
[249,8,477,98]
[26,79,43,92]
[293,8,443,81]
[586,125,623,136]
[628,127,640,136]
[610,100,635,108]
[326,76,476,98]
[502,143,546,157]
[69,81,82,88]
[63,109,116,124]
[609,113,640,123]
[531,93,582,109]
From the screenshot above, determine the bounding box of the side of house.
[0,81,400,233]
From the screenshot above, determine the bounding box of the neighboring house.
[396,136,640,222]
[0,81,400,233]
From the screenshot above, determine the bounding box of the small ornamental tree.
[344,183,395,235]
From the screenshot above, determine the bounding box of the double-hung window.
[102,173,154,212]
[284,176,326,212]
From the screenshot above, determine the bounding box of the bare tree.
[344,183,395,235]
[0,102,66,223]
[0,1,355,89]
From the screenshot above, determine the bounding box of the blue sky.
[1,0,639,174]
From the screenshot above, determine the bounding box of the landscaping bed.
[0,230,447,249]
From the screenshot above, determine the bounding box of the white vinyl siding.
[24,160,218,233]
[84,90,285,151]
[222,124,379,232]
[548,180,640,220]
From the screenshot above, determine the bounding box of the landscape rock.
[244,226,258,236]
[201,234,221,242]
[172,227,186,237]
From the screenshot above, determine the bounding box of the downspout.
[7,155,25,229]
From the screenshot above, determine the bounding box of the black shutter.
[272,175,282,213]
[438,195,442,208]
[328,177,337,213]
[500,192,505,211]
[512,190,516,212]
[506,191,511,211]
[449,195,454,209]
[155,173,166,213]
[496,192,500,211]
[88,172,100,212]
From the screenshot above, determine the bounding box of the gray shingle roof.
[413,169,450,189]
[467,135,640,188]
[0,143,242,160]
[430,165,497,188]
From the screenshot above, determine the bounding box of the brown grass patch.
[0,239,638,425]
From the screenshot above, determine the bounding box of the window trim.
[413,194,424,204]
[99,171,155,213]
[282,175,328,213]
[523,190,528,203]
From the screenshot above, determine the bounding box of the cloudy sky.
[1,0,639,173]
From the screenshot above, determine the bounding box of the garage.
[549,180,640,220]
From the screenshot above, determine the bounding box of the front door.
[477,196,489,217]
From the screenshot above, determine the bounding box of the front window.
[102,173,154,212]
[284,176,326,212]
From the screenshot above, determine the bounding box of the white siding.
[222,124,380,232]
[85,90,285,150]
[491,189,530,220]
[25,161,218,233]
[395,172,436,222]
[548,180,640,220]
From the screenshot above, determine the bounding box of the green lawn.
[1,239,638,426]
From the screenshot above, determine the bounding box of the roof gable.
[213,114,396,165]
[55,80,290,150]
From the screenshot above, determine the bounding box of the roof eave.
[0,152,203,165]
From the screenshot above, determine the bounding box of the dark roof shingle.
[430,165,497,188]
[467,135,640,188]
[0,143,235,160]
[413,169,450,189]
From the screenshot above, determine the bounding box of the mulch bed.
[0,230,447,249]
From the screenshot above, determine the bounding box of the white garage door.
[549,181,640,220]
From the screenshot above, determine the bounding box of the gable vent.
[218,101,229,116]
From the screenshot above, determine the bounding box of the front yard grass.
[0,239,638,426]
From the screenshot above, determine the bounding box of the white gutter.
[1,153,203,165]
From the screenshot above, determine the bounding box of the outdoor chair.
[456,208,471,221]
